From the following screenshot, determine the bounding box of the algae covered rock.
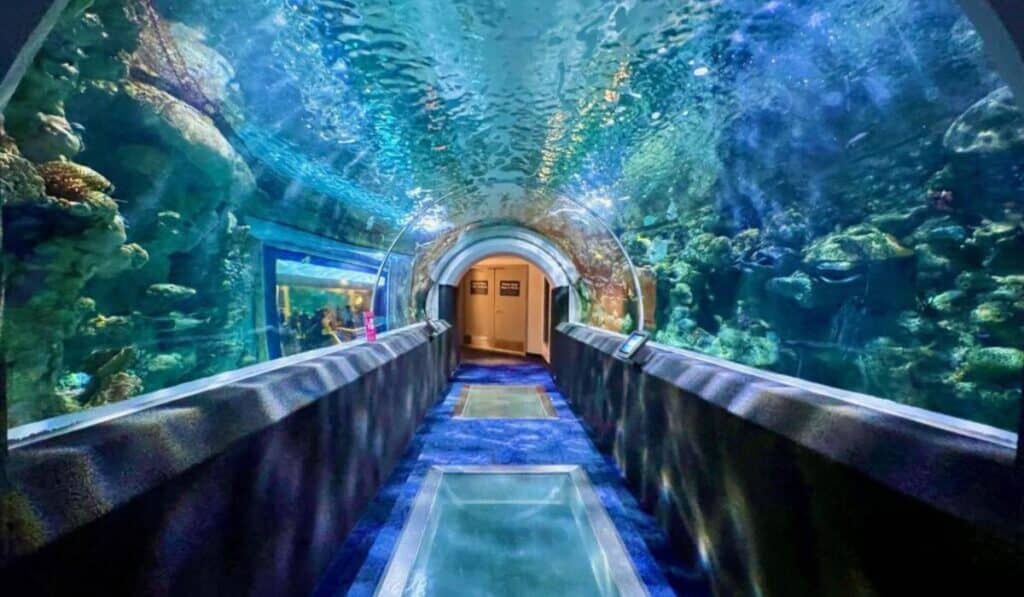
[914,243,954,287]
[120,81,254,196]
[730,228,761,261]
[969,220,1024,274]
[88,371,144,406]
[97,242,149,277]
[1,153,143,426]
[683,233,732,271]
[941,86,1024,209]
[766,272,815,308]
[81,313,135,343]
[921,223,968,247]
[669,281,695,307]
[803,225,916,309]
[144,283,197,312]
[955,271,997,293]
[949,381,1020,426]
[11,113,84,162]
[0,147,46,204]
[804,224,913,264]
[928,290,968,315]
[142,351,197,390]
[703,322,780,369]
[971,301,1013,326]
[961,347,1024,383]
[867,206,930,238]
[970,301,1021,345]
[858,338,934,404]
[944,86,1024,158]
[144,352,191,375]
[762,209,810,249]
[895,311,938,344]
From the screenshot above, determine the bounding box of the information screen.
[615,331,650,360]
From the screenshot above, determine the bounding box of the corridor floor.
[313,352,711,596]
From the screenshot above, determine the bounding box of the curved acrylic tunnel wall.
[2,0,1024,440]
[375,195,640,331]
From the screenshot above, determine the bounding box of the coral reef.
[1,142,143,420]
[2,0,259,427]
[624,82,1024,430]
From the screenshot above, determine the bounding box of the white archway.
[424,225,581,321]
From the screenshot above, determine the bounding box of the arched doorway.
[420,225,584,362]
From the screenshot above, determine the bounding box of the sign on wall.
[499,280,521,296]
[364,310,377,342]
[470,280,489,295]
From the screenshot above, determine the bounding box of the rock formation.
[2,0,259,427]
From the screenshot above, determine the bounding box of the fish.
[846,132,869,149]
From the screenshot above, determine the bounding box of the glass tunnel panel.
[0,0,1021,436]
[378,192,638,331]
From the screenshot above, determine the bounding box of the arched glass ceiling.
[3,0,1022,433]
[153,0,1016,335]
[163,0,716,230]
[156,0,1004,234]
[156,0,743,330]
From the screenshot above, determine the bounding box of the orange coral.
[36,160,113,201]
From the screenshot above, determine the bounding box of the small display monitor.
[423,318,440,337]
[615,331,650,362]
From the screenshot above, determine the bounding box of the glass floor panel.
[375,466,646,597]
[453,385,556,419]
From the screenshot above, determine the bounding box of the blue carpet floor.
[313,357,711,596]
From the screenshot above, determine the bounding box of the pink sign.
[364,310,377,342]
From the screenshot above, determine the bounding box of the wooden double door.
[461,265,528,354]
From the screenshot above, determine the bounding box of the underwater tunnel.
[1,0,1023,595]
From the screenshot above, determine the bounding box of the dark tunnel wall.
[0,324,456,596]
[436,283,458,325]
[551,323,1022,596]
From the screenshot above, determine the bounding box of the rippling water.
[165,0,726,223]
[163,0,989,230]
